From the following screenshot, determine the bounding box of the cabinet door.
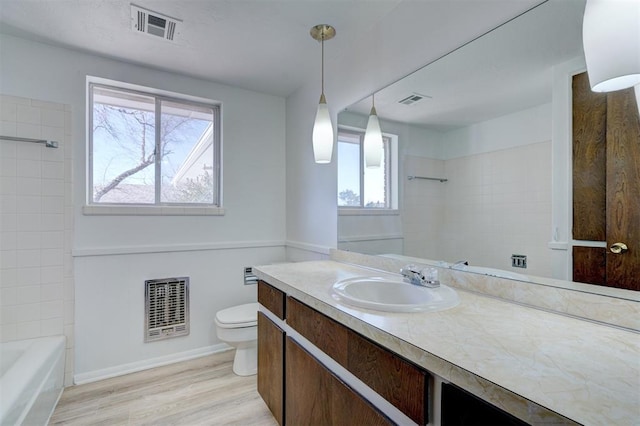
[257,312,284,425]
[441,383,528,426]
[285,337,390,426]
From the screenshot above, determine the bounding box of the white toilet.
[215,302,259,376]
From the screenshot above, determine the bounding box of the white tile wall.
[0,94,74,385]
[403,142,552,278]
[442,142,552,277]
[402,155,446,259]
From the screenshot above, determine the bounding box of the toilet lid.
[216,302,259,327]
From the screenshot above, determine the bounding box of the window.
[337,128,397,209]
[89,83,220,206]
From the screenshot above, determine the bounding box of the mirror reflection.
[337,0,638,295]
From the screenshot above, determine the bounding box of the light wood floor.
[50,350,278,425]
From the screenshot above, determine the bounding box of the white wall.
[0,95,75,385]
[0,33,287,381]
[441,103,552,159]
[284,86,337,262]
[74,246,283,383]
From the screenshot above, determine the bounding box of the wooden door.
[605,89,640,287]
[572,72,640,290]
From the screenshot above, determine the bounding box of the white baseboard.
[73,343,232,385]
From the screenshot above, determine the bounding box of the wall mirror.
[337,0,638,299]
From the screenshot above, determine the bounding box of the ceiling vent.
[131,4,181,42]
[398,92,432,106]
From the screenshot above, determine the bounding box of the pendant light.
[582,0,640,92]
[310,24,336,164]
[364,94,383,168]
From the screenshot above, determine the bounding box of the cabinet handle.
[609,242,628,254]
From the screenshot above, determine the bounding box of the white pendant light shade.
[583,0,640,92]
[312,94,334,164]
[310,24,336,164]
[364,106,383,168]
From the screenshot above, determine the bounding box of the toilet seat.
[215,302,258,329]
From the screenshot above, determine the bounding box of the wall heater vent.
[131,4,181,42]
[145,277,190,342]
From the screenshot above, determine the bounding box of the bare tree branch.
[92,102,206,202]
[94,158,154,202]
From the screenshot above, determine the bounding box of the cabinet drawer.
[287,296,429,425]
[258,280,286,319]
[287,295,349,365]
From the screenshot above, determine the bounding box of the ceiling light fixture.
[310,24,336,164]
[364,94,383,168]
[582,0,640,92]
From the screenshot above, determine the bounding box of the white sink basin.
[331,277,459,313]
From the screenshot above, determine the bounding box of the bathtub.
[0,336,66,426]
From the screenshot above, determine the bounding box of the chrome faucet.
[400,264,440,288]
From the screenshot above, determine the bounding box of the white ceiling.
[0,0,549,101]
[0,0,401,97]
[345,0,586,131]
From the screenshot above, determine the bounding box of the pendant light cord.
[321,34,325,95]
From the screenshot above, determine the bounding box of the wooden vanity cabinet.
[257,278,557,426]
[257,280,428,425]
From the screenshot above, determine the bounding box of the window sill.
[338,208,400,216]
[83,205,225,216]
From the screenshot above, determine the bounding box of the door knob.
[609,242,628,254]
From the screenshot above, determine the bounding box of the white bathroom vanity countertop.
[253,260,640,426]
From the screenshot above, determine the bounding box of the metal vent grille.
[398,94,424,105]
[145,277,189,342]
[137,10,146,32]
[131,4,181,42]
[166,20,177,41]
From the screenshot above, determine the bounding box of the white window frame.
[337,125,399,215]
[85,77,223,216]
